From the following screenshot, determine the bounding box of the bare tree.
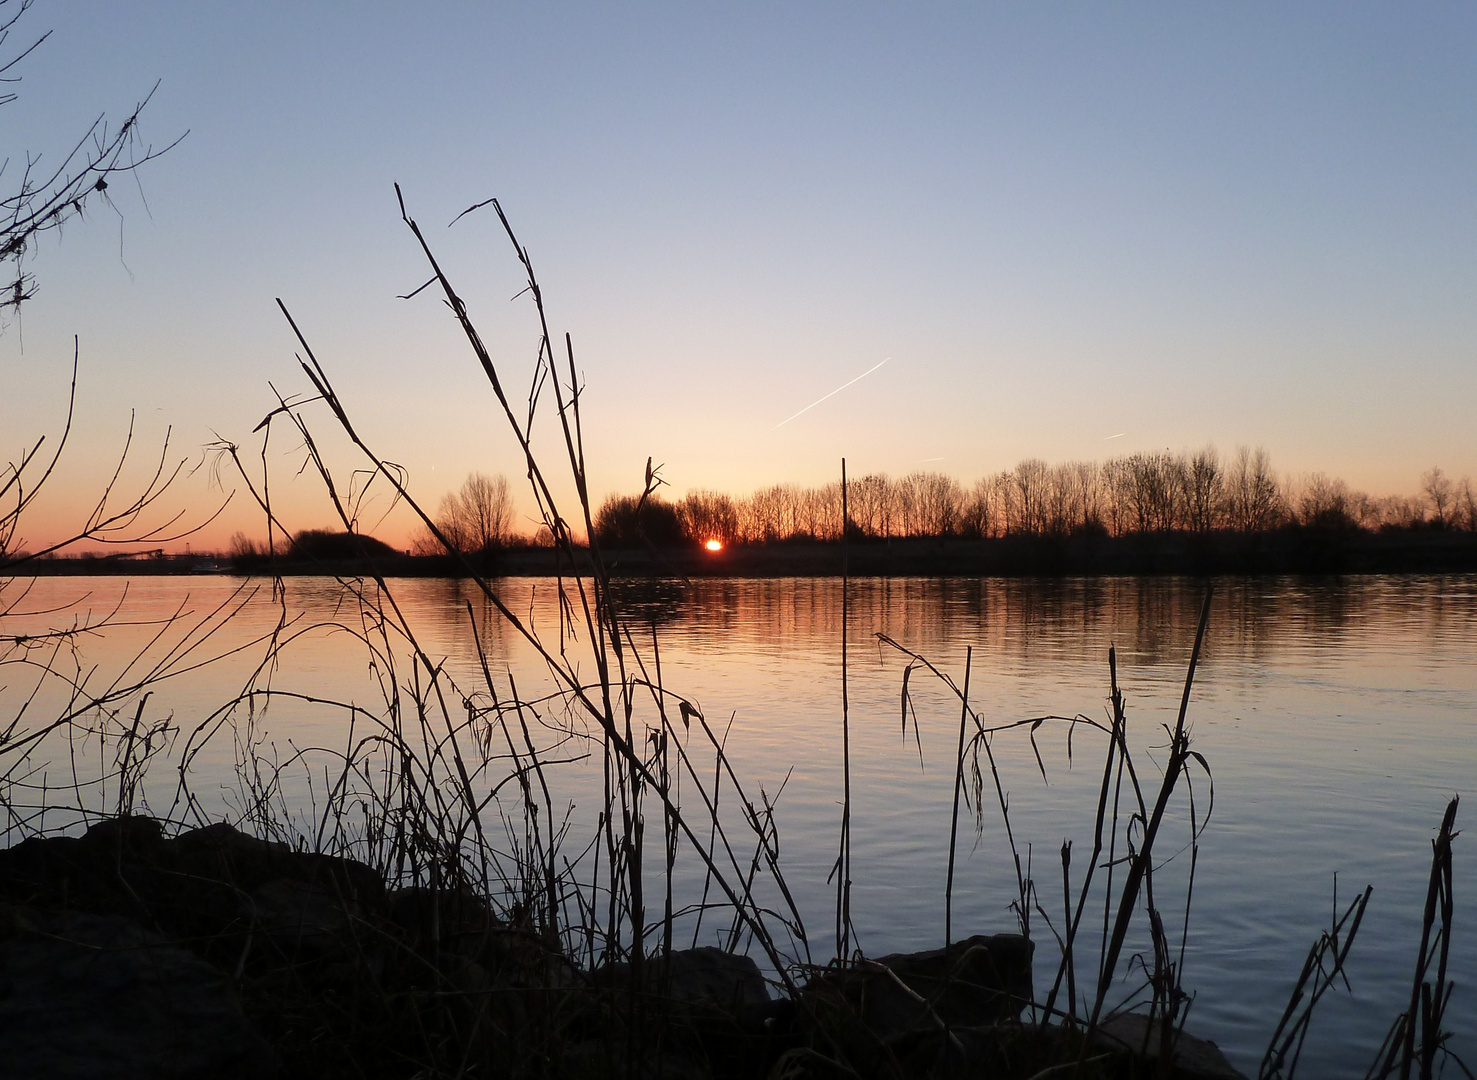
[1185,447,1224,533]
[1422,466,1454,528]
[740,484,795,543]
[677,489,739,546]
[0,0,182,316]
[1068,461,1105,534]
[797,481,843,539]
[435,472,515,554]
[1005,459,1049,536]
[1455,477,1477,533]
[1116,452,1184,534]
[910,472,962,536]
[1226,446,1284,533]
[847,474,893,538]
[1042,463,1074,536]
[1295,473,1354,529]
[958,475,1000,538]
[1100,458,1131,537]
[1347,489,1384,531]
[1374,493,1425,531]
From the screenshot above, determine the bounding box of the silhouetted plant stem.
[1373,796,1461,1080]
[1089,586,1213,1032]
[945,645,973,952]
[835,456,853,961]
[1042,646,1127,1028]
[1260,880,1373,1080]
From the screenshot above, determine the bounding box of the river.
[3,572,1473,1076]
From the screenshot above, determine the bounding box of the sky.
[3,2,1476,550]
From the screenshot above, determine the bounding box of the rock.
[596,946,770,1008]
[1094,1013,1248,1080]
[84,813,167,854]
[0,818,387,970]
[870,934,1033,1024]
[388,885,499,956]
[0,908,275,1080]
[248,877,359,957]
[590,949,783,1078]
[170,821,385,912]
[806,933,1032,1044]
[660,947,771,1009]
[170,821,289,861]
[869,1022,1066,1080]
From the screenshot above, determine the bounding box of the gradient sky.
[4,2,1476,549]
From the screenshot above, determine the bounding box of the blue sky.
[4,2,1475,546]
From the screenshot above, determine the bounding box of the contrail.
[773,357,890,429]
[1104,432,1126,440]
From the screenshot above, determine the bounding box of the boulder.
[805,933,1033,1044]
[0,908,274,1080]
[1094,1013,1248,1080]
[596,946,770,1009]
[249,877,360,958]
[661,947,772,1009]
[388,885,500,958]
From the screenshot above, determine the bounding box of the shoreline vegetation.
[12,527,1477,578]
[13,451,1477,579]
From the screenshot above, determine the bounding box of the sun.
[704,539,724,552]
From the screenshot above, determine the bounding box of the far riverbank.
[10,528,1477,578]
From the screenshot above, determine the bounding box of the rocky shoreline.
[0,816,1245,1079]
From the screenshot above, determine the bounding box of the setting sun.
[704,539,723,552]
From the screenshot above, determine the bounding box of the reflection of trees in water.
[421,578,695,668]
[605,579,690,627]
[403,574,1477,675]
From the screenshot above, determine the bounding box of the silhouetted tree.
[287,529,399,561]
[1422,466,1454,528]
[1099,458,1130,537]
[1226,446,1284,533]
[1042,463,1074,536]
[1347,489,1384,531]
[1005,459,1049,536]
[1295,473,1355,530]
[678,490,740,546]
[1067,461,1105,535]
[847,474,894,538]
[1455,477,1477,532]
[908,472,963,537]
[1116,453,1183,534]
[436,472,515,554]
[1185,447,1224,533]
[1373,493,1425,531]
[593,493,684,547]
[958,476,1000,538]
[673,446,1474,549]
[227,531,261,559]
[796,482,843,539]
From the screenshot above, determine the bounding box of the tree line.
[422,450,1477,553]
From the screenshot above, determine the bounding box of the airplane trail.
[773,357,890,429]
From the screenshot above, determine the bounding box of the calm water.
[4,573,1475,1075]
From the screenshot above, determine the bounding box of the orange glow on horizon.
[704,539,723,552]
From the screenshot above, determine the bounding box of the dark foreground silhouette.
[0,815,1246,1079]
